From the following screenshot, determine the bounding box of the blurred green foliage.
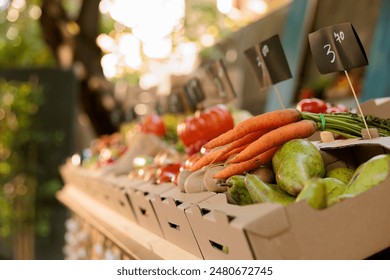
[0,0,55,68]
[0,79,44,237]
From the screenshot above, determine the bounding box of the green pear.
[245,173,295,206]
[296,177,327,210]
[273,139,322,172]
[322,177,347,201]
[226,175,254,205]
[326,167,355,184]
[273,139,325,196]
[345,154,390,196]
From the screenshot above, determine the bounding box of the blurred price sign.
[167,90,185,114]
[184,77,205,110]
[245,34,292,90]
[206,59,236,102]
[126,105,137,121]
[308,22,368,74]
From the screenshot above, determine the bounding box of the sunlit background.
[96,0,288,92]
[0,0,291,117]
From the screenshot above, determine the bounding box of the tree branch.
[39,0,125,136]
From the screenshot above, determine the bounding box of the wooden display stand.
[57,184,199,260]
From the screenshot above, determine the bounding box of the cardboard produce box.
[60,164,142,224]
[151,188,216,258]
[93,175,146,223]
[186,194,279,259]
[83,171,107,202]
[359,97,390,118]
[59,163,99,194]
[126,182,174,237]
[186,137,390,260]
[58,163,82,188]
[59,163,73,185]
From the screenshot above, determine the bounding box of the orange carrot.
[189,147,226,172]
[213,146,280,179]
[203,109,301,149]
[212,143,251,163]
[228,120,318,164]
[210,129,268,162]
[189,135,253,172]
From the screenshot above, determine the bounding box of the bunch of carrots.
[187,107,390,180]
[189,108,317,179]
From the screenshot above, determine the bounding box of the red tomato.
[139,114,166,137]
[335,103,349,112]
[184,117,204,146]
[207,106,229,136]
[296,98,328,113]
[156,163,182,184]
[176,121,190,145]
[326,103,349,113]
[214,104,234,129]
[193,116,209,141]
[186,139,208,156]
[177,105,234,154]
[326,107,340,113]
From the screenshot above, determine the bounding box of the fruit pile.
[122,105,236,184]
[81,133,128,169]
[177,104,234,155]
[228,139,390,209]
[127,147,183,184]
[171,107,390,209]
[177,108,390,181]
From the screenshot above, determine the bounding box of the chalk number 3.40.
[323,44,335,63]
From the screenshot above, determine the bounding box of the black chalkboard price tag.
[184,77,206,110]
[309,22,373,138]
[167,91,185,113]
[244,34,292,90]
[308,22,368,74]
[206,59,236,103]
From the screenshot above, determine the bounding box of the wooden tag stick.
[344,70,372,139]
[273,85,285,109]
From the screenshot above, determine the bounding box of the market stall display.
[58,96,390,260]
[55,12,390,261]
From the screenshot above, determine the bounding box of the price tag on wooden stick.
[308,22,372,138]
[308,22,368,74]
[184,77,205,106]
[167,91,185,113]
[205,59,236,103]
[245,34,292,109]
[245,34,292,89]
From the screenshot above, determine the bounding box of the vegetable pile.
[227,144,390,209]
[187,108,390,180]
[177,104,234,155]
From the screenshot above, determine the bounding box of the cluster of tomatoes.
[127,105,234,185]
[176,105,234,155]
[138,113,167,137]
[128,149,204,185]
[296,98,349,114]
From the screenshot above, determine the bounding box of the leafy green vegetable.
[301,112,390,138]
